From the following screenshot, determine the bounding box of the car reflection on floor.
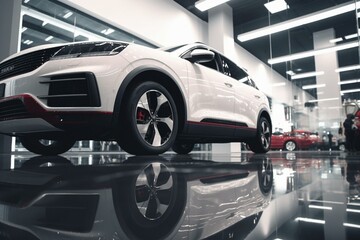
[0,153,273,240]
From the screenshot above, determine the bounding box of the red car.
[270,130,317,151]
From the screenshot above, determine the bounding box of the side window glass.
[222,59,231,77]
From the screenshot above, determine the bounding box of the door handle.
[224,83,232,88]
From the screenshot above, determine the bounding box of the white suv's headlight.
[51,41,128,60]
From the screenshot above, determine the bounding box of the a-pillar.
[0,0,22,159]
[313,29,342,131]
[208,4,240,154]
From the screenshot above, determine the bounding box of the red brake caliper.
[137,108,146,122]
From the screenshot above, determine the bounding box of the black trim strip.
[201,118,248,128]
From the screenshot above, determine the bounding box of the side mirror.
[185,49,215,63]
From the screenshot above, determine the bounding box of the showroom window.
[20,0,156,51]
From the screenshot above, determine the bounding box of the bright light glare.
[341,88,360,94]
[338,79,360,85]
[195,0,231,12]
[292,71,324,80]
[238,1,359,42]
[295,217,325,224]
[264,0,289,14]
[268,41,358,64]
[302,84,326,90]
[308,97,339,103]
[309,205,332,210]
[335,64,360,73]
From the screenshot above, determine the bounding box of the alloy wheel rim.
[260,120,271,150]
[135,162,174,220]
[286,141,296,151]
[136,90,174,147]
[261,157,273,190]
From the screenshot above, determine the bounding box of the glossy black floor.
[0,150,359,240]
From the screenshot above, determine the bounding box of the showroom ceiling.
[174,0,360,100]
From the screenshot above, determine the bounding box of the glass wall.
[238,0,360,149]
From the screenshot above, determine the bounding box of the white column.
[0,0,22,155]
[208,4,241,154]
[313,29,342,130]
[208,3,234,56]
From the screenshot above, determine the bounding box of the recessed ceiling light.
[302,84,326,90]
[195,0,231,12]
[264,0,289,14]
[101,28,115,35]
[338,79,360,85]
[292,71,324,80]
[286,70,295,76]
[329,37,343,43]
[268,41,358,64]
[45,36,53,42]
[308,97,339,103]
[335,64,360,73]
[238,1,359,42]
[341,88,360,94]
[63,11,73,19]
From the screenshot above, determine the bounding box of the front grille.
[0,98,29,121]
[0,46,62,81]
[38,72,101,107]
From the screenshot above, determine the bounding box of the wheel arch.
[258,109,272,133]
[112,66,187,134]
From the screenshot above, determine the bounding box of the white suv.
[0,41,272,155]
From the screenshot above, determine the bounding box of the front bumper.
[0,94,112,139]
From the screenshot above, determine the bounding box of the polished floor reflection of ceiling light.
[335,64,360,73]
[291,71,324,80]
[264,0,289,14]
[309,205,332,210]
[195,0,231,12]
[295,217,325,224]
[268,41,358,64]
[238,1,359,42]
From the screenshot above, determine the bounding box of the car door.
[220,56,262,130]
[185,47,235,137]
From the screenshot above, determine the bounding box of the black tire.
[19,136,76,155]
[172,142,194,154]
[113,162,186,239]
[247,117,271,153]
[118,81,178,155]
[284,140,297,151]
